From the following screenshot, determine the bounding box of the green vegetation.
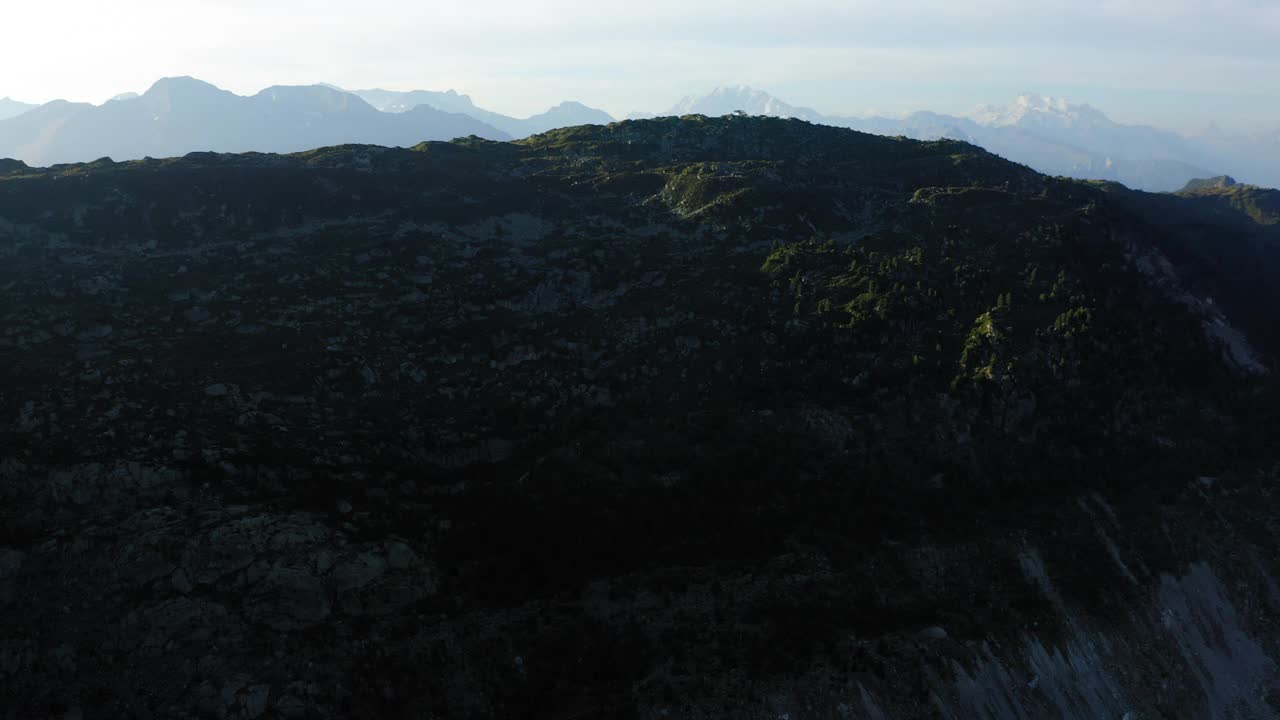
[1180,183,1280,226]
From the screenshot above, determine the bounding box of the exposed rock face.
[1,116,1280,718]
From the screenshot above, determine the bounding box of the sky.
[3,0,1279,133]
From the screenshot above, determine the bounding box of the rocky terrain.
[2,116,1280,718]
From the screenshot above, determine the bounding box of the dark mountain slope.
[1096,178,1280,358]
[1,116,1279,719]
[1177,181,1280,226]
[1179,174,1240,192]
[659,87,1231,191]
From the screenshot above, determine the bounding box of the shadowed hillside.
[2,116,1280,719]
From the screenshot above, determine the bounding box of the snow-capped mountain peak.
[971,93,1110,129]
[666,86,823,121]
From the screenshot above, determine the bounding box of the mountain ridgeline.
[666,87,1277,192]
[2,116,1280,718]
[0,78,623,169]
[5,79,1279,193]
[0,97,35,121]
[350,87,616,138]
[0,77,515,166]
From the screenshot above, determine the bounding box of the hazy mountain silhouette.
[0,77,510,166]
[3,79,1274,190]
[0,97,35,121]
[1190,124,1280,193]
[520,102,615,136]
[349,87,613,138]
[663,87,1252,191]
[666,85,825,122]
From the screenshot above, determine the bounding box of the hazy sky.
[4,0,1279,132]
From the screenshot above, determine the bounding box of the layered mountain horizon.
[347,86,615,138]
[0,96,36,121]
[1,78,1277,191]
[0,77,513,167]
[660,86,1278,192]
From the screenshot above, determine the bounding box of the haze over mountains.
[665,86,1278,192]
[1,78,1277,191]
[0,97,36,121]
[0,77,511,167]
[348,87,614,139]
[666,85,825,122]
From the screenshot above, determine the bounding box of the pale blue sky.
[4,0,1278,132]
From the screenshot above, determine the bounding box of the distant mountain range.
[666,85,825,122]
[659,86,1278,192]
[347,87,614,138]
[0,79,1275,191]
[0,77,510,167]
[0,97,35,121]
[351,84,1280,191]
